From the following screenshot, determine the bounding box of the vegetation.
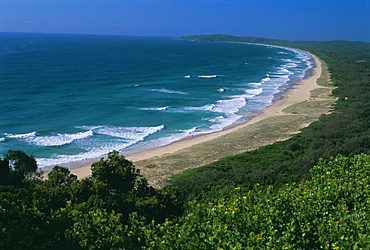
[138,154,370,249]
[171,35,370,202]
[0,150,41,186]
[1,36,369,248]
[0,151,182,249]
[1,151,369,249]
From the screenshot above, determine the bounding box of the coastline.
[63,52,335,186]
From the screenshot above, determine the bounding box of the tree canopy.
[4,150,38,178]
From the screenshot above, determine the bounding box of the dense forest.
[1,35,369,249]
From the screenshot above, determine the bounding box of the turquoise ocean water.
[0,33,314,168]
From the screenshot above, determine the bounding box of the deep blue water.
[0,33,314,168]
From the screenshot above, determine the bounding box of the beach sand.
[59,53,336,188]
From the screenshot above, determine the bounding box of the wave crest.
[151,88,188,95]
[198,75,217,78]
[6,131,38,139]
[90,125,164,141]
[31,130,94,146]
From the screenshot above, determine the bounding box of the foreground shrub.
[138,154,370,249]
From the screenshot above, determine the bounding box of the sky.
[1,0,369,42]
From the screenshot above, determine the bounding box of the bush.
[138,154,370,249]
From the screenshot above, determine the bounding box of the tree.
[47,166,77,187]
[91,150,141,193]
[0,159,10,185]
[3,150,38,178]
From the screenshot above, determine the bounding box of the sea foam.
[89,125,164,141]
[134,126,198,152]
[29,130,94,147]
[6,131,38,139]
[36,125,165,168]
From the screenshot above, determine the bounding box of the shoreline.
[63,52,331,182]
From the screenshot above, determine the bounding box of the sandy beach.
[60,52,335,187]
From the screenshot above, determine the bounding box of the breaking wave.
[151,88,188,95]
[31,131,94,147]
[6,131,38,139]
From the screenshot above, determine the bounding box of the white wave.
[211,96,247,114]
[198,75,217,78]
[36,144,127,168]
[90,125,164,141]
[140,127,198,151]
[140,106,168,111]
[218,88,225,92]
[285,49,314,69]
[187,87,260,116]
[285,62,298,68]
[188,44,314,135]
[261,77,271,83]
[185,87,262,133]
[273,67,292,75]
[181,50,310,134]
[249,82,261,87]
[244,88,263,97]
[269,73,290,78]
[207,116,225,123]
[185,104,216,112]
[29,130,94,146]
[0,138,5,142]
[151,88,188,95]
[206,113,243,132]
[36,153,94,168]
[170,95,247,117]
[37,125,165,168]
[184,75,191,78]
[6,131,38,139]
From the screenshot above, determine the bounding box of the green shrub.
[138,154,370,249]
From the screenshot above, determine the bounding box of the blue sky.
[1,0,369,42]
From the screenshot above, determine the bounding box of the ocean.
[0,33,314,168]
